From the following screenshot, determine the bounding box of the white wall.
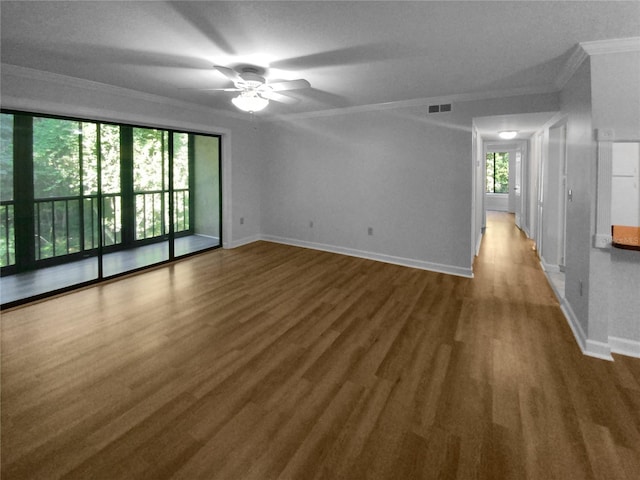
[0,64,264,247]
[261,109,474,276]
[591,52,640,139]
[560,59,594,345]
[590,51,640,355]
[545,49,640,359]
[262,93,559,277]
[485,194,508,212]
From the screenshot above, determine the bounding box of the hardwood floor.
[2,212,639,479]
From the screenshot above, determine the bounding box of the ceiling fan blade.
[261,91,298,105]
[296,88,351,108]
[213,66,242,83]
[268,79,311,92]
[167,2,238,56]
[271,43,422,71]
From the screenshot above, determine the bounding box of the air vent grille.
[428,103,452,114]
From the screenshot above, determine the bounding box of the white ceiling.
[1,1,639,119]
[475,111,559,141]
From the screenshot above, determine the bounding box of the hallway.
[1,212,639,479]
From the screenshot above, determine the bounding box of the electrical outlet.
[240,217,244,225]
[596,128,615,141]
[368,227,373,236]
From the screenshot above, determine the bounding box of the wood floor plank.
[2,212,639,479]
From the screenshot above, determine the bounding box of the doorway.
[543,122,567,271]
[484,142,525,224]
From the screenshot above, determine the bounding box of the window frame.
[485,151,510,195]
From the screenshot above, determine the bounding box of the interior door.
[557,125,567,269]
[536,134,545,257]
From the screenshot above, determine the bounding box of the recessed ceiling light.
[498,131,518,140]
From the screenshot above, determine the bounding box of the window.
[1,110,221,307]
[100,124,122,247]
[0,113,15,267]
[32,117,84,259]
[486,152,509,194]
[172,132,190,234]
[133,127,169,241]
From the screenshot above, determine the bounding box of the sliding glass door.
[104,127,171,276]
[24,116,100,294]
[0,111,222,307]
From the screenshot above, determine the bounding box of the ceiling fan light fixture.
[498,130,518,140]
[231,92,269,113]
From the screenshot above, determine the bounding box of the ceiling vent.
[428,103,452,114]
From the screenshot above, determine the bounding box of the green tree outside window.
[486,152,509,194]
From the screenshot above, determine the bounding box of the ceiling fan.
[206,66,311,113]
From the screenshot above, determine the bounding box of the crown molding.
[0,63,250,122]
[554,44,589,91]
[554,37,640,91]
[580,36,640,56]
[268,84,557,121]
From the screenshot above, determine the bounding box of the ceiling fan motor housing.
[238,68,266,89]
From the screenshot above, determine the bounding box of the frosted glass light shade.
[231,93,269,113]
[498,131,517,140]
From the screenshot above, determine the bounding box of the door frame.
[484,141,527,219]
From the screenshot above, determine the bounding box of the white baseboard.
[224,234,261,249]
[543,269,614,362]
[475,232,483,257]
[609,336,640,358]
[261,235,474,278]
[545,273,565,301]
[540,257,560,273]
[585,338,614,361]
[559,299,586,351]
